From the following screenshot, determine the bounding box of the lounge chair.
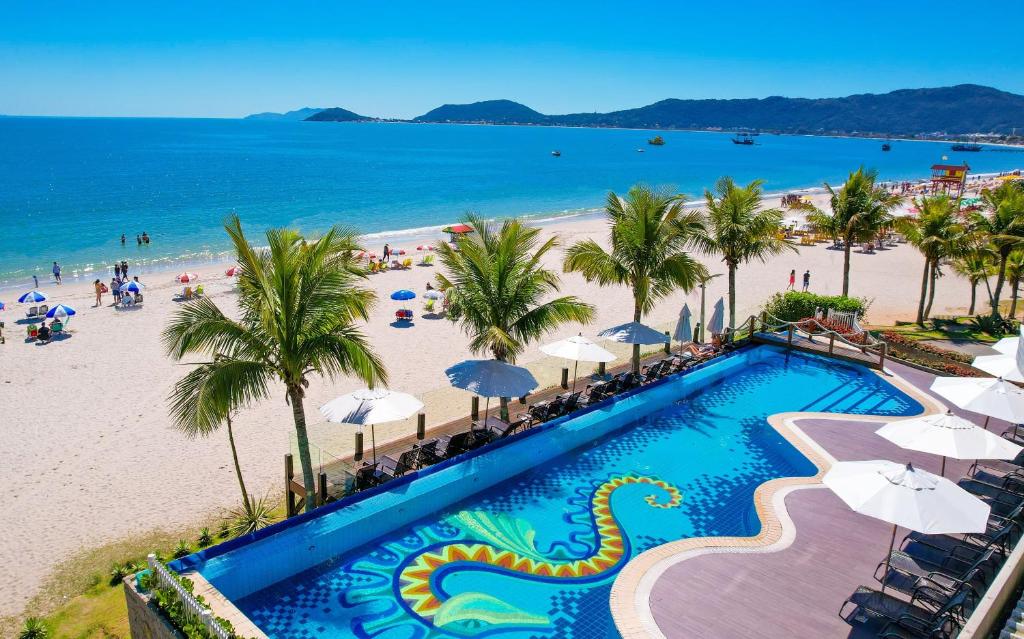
[354,463,378,491]
[402,258,413,269]
[38,304,48,316]
[901,520,1017,558]
[409,439,438,468]
[877,615,962,639]
[26,324,38,340]
[526,396,564,423]
[25,306,39,318]
[420,254,435,266]
[585,378,619,403]
[376,454,408,482]
[558,391,582,416]
[875,547,993,600]
[839,584,970,635]
[967,468,1024,494]
[424,299,435,313]
[957,477,1024,508]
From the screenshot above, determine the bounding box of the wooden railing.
[747,312,888,369]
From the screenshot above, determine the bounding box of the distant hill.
[304,107,372,122]
[245,107,325,121]
[414,100,549,125]
[409,85,1024,135]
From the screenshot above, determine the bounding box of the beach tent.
[825,460,989,593]
[320,389,422,463]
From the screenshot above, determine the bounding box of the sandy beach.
[0,183,1009,619]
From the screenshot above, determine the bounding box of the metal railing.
[146,554,232,639]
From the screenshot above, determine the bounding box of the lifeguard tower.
[930,163,970,197]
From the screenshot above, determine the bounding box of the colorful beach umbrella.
[423,290,444,300]
[390,289,416,301]
[45,304,76,319]
[18,290,46,304]
[119,280,144,293]
[225,266,240,277]
[442,223,473,235]
[176,272,199,283]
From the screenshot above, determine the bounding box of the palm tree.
[895,195,965,325]
[971,181,1024,316]
[436,216,594,419]
[1006,249,1024,319]
[951,247,996,316]
[163,216,387,513]
[563,185,708,373]
[168,357,254,514]
[806,167,902,296]
[693,177,795,330]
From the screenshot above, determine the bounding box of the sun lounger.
[26,306,38,318]
[877,616,962,639]
[376,454,408,482]
[839,584,970,634]
[354,463,378,491]
[968,468,1024,494]
[875,547,993,600]
[958,477,1024,507]
[902,520,1017,558]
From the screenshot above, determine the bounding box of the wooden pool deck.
[644,361,1007,638]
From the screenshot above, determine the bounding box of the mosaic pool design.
[178,346,922,639]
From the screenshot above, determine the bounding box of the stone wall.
[123,576,182,639]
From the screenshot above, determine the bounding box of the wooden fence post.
[285,453,296,518]
[748,316,755,340]
[598,361,606,376]
[560,367,569,389]
[318,472,327,506]
[829,332,835,355]
[417,413,426,440]
[787,324,794,348]
[471,396,479,420]
[761,311,767,332]
[879,342,888,369]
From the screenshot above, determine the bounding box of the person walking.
[114,262,121,279]
[94,279,104,307]
[52,261,62,285]
[32,274,38,288]
[383,243,391,262]
[121,260,129,278]
[787,269,796,290]
[802,270,811,292]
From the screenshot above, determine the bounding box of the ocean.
[0,117,1020,286]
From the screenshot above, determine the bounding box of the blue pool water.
[178,346,921,639]
[1,116,1021,285]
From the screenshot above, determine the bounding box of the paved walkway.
[646,361,1011,638]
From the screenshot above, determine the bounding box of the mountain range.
[246,85,1024,135]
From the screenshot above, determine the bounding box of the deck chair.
[354,463,378,491]
[38,305,48,316]
[403,258,412,268]
[875,548,993,600]
[839,584,970,635]
[25,306,38,318]
[377,455,407,482]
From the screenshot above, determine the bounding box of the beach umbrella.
[442,224,473,235]
[541,334,616,393]
[707,298,726,336]
[396,249,406,256]
[320,389,423,464]
[390,289,416,301]
[18,290,46,304]
[446,359,539,420]
[45,304,76,320]
[225,266,240,277]
[876,411,1022,476]
[597,321,668,345]
[991,327,1023,355]
[119,280,144,293]
[930,376,1024,429]
[423,290,444,300]
[0,302,5,311]
[972,353,1024,382]
[825,460,990,593]
[176,272,199,283]
[673,304,693,345]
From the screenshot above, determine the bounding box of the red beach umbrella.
[225,266,240,277]
[176,272,199,283]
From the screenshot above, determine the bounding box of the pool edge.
[608,365,947,639]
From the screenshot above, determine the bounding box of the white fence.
[146,554,232,639]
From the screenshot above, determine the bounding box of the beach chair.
[420,254,435,266]
[410,439,439,468]
[38,305,48,316]
[133,293,144,305]
[424,299,435,313]
[395,309,413,321]
[402,258,412,269]
[376,455,408,482]
[25,306,39,318]
[838,584,970,636]
[444,431,475,458]
[26,324,38,340]
[183,286,193,300]
[875,547,993,601]
[354,463,379,491]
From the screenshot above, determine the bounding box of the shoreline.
[4,168,1016,294]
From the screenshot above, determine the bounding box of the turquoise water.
[179,347,921,639]
[0,116,1020,285]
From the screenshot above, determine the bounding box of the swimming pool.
[173,345,922,639]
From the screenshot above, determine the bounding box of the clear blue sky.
[1,0,1020,119]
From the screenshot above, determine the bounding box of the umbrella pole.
[940,456,946,478]
[881,523,898,594]
[572,360,579,395]
[984,416,990,431]
[371,424,377,465]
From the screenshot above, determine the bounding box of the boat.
[647,136,665,146]
[551,150,561,157]
[636,148,645,153]
[731,133,755,145]
[881,143,891,152]
[951,142,982,152]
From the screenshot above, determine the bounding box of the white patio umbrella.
[597,321,668,345]
[445,359,539,420]
[993,327,1024,355]
[825,460,990,592]
[876,411,1023,476]
[930,376,1024,429]
[707,298,725,337]
[541,334,616,393]
[320,389,423,463]
[973,330,1024,382]
[673,304,693,345]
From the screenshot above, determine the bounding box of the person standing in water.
[802,270,811,292]
[120,233,126,245]
[787,269,796,290]
[52,261,62,285]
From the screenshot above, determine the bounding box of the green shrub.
[172,540,191,559]
[109,562,135,586]
[218,522,231,539]
[763,291,869,323]
[197,528,213,547]
[18,618,49,639]
[970,313,1018,337]
[229,494,277,537]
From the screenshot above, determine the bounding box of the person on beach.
[787,269,795,290]
[32,274,38,288]
[114,263,121,278]
[120,233,126,245]
[94,279,103,307]
[121,260,129,278]
[112,277,121,304]
[52,261,62,285]
[142,231,150,244]
[383,243,391,262]
[802,270,811,292]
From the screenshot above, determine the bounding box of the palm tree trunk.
[993,251,1009,317]
[984,276,995,314]
[916,259,929,326]
[968,280,977,316]
[842,235,853,296]
[1011,281,1020,319]
[631,300,642,374]
[923,260,937,320]
[727,263,737,333]
[225,414,252,514]
[287,386,317,513]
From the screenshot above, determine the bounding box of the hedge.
[763,291,870,323]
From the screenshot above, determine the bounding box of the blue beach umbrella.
[390,289,416,301]
[18,290,46,303]
[45,304,77,319]
[0,302,5,311]
[119,280,144,293]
